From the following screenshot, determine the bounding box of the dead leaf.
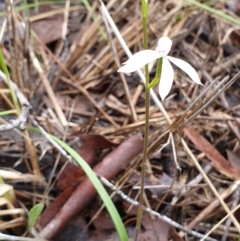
[56,163,84,191]
[28,5,64,44]
[89,208,115,231]
[226,149,240,172]
[77,134,118,161]
[184,127,240,179]
[32,18,63,44]
[123,202,183,241]
[88,227,135,241]
[141,213,183,241]
[52,216,88,241]
[88,213,183,241]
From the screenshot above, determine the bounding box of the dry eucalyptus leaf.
[32,18,63,44]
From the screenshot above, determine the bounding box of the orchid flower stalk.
[128,1,150,240]
[117,2,201,240]
[118,36,202,240]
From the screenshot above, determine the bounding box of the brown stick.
[39,133,143,239]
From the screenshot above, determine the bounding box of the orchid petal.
[118,50,162,73]
[167,56,202,85]
[157,37,172,55]
[159,57,174,101]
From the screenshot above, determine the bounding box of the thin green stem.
[141,0,148,50]
[135,1,149,240]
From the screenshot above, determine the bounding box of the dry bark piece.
[184,127,240,179]
[38,133,143,239]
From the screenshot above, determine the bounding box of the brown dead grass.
[1,0,240,240]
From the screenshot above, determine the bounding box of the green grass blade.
[28,203,44,231]
[81,0,107,40]
[22,0,30,18]
[0,110,17,116]
[0,1,66,17]
[0,49,20,114]
[185,0,240,26]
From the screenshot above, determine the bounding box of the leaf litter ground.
[1,0,240,241]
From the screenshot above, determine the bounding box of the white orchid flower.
[118,37,202,100]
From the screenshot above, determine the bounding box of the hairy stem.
[134,1,149,240]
